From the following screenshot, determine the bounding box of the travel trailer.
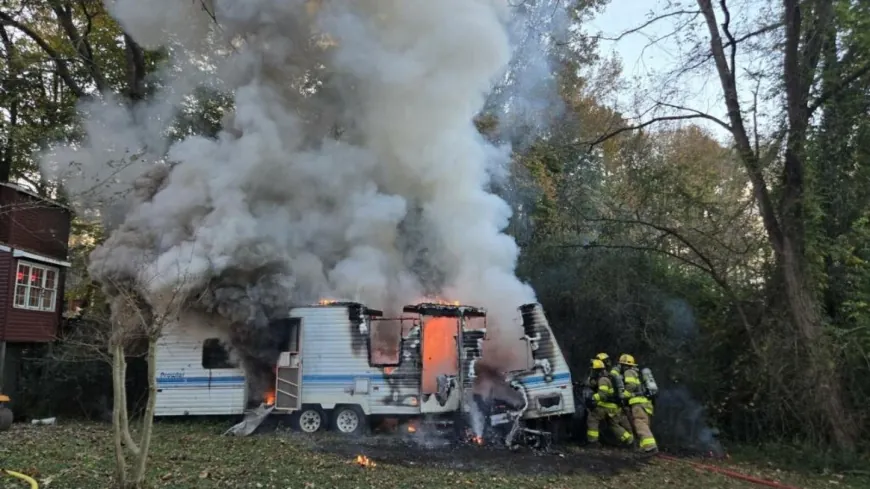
[154,301,575,442]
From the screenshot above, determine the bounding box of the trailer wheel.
[331,405,365,436]
[292,405,325,433]
[0,407,12,431]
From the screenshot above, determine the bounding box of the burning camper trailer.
[153,301,575,443]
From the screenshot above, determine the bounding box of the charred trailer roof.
[518,302,545,336]
[402,302,487,318]
[309,301,384,318]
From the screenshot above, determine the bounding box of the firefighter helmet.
[618,354,637,366]
[595,352,610,362]
[591,359,606,370]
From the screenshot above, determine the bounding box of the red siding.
[0,185,71,343]
[2,186,71,260]
[0,251,9,338]
[1,258,64,342]
[4,308,59,342]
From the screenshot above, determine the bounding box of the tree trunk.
[130,336,158,487]
[0,25,18,183]
[780,239,853,448]
[696,0,854,449]
[111,344,128,488]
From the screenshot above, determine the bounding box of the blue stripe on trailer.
[156,371,571,388]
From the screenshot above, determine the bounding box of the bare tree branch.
[808,60,870,114]
[590,10,701,42]
[0,11,86,98]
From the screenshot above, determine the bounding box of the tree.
[582,0,870,448]
[74,269,189,489]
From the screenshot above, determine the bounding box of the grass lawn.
[0,421,867,488]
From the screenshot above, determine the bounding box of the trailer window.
[368,319,403,367]
[202,339,237,369]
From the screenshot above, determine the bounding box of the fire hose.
[2,469,39,488]
[657,454,802,489]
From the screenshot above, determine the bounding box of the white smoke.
[41,0,568,370]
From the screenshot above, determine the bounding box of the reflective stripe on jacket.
[623,367,650,404]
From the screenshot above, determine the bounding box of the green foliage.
[2,0,870,464]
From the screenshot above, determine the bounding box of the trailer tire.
[331,405,365,436]
[291,405,325,433]
[0,407,12,431]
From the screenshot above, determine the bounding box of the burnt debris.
[403,303,486,318]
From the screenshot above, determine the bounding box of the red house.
[0,182,72,406]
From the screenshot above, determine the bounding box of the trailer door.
[275,318,303,411]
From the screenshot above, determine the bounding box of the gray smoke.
[653,297,723,455]
[654,387,724,456]
[41,0,569,390]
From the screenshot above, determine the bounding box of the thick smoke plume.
[43,0,565,390]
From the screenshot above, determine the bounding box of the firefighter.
[618,353,658,453]
[595,352,612,371]
[603,354,634,439]
[586,359,634,447]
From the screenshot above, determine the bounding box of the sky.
[587,0,770,141]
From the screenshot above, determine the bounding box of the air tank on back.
[640,367,658,397]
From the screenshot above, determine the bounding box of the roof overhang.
[11,248,71,268]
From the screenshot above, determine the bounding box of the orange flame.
[421,297,461,306]
[465,429,484,445]
[264,390,276,406]
[355,455,376,468]
[318,299,338,305]
[421,317,459,394]
[407,425,417,433]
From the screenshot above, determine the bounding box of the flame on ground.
[355,455,376,468]
[465,429,484,446]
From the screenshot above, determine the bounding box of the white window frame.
[14,260,59,312]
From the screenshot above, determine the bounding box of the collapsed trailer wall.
[513,303,575,420]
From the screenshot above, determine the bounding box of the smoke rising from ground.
[42,0,567,383]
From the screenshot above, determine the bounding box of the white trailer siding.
[291,306,421,415]
[154,329,246,416]
[515,303,576,420]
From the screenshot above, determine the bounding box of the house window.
[202,338,237,369]
[14,260,58,312]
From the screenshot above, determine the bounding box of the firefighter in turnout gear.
[595,352,612,371]
[595,352,634,436]
[585,359,634,446]
[618,353,658,453]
